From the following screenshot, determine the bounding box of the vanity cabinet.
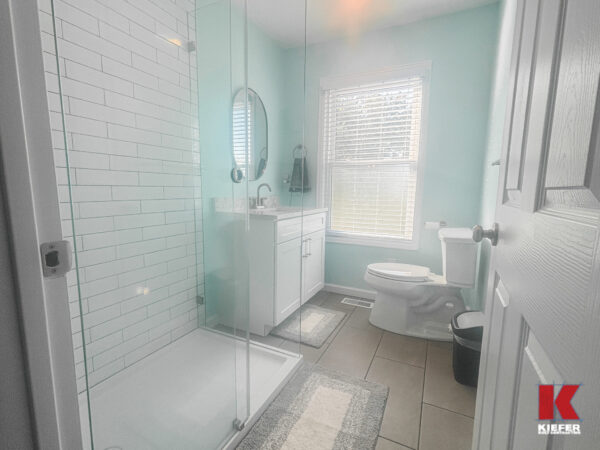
[302,230,325,304]
[275,237,302,324]
[249,210,326,336]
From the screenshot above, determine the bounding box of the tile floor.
[264,290,477,450]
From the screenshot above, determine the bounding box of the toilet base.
[369,290,465,341]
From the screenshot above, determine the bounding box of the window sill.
[326,233,419,250]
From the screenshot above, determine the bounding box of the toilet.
[364,228,478,341]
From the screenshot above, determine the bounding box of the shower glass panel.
[46,0,248,447]
[197,0,305,413]
[194,0,252,427]
[242,0,307,359]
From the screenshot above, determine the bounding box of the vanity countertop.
[249,207,328,221]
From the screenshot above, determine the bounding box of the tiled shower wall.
[38,0,204,392]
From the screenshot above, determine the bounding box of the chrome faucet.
[256,183,272,208]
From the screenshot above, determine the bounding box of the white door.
[302,230,325,304]
[474,0,600,449]
[275,237,302,324]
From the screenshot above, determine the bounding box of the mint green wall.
[196,2,293,323]
[247,16,289,200]
[472,0,517,311]
[286,5,500,301]
[196,1,245,324]
[197,3,503,311]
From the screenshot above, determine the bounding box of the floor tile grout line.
[314,330,335,364]
[416,340,429,450]
[329,299,379,380]
[377,434,416,450]
[363,330,384,380]
[329,295,425,446]
[373,354,426,370]
[313,299,368,368]
[421,401,475,420]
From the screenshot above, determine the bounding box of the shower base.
[79,328,302,450]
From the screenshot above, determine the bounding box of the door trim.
[472,0,521,448]
[0,0,82,448]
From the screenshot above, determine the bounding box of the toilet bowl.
[364,228,478,341]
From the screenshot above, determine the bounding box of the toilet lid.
[367,263,431,282]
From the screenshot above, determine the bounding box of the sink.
[250,207,301,214]
[249,207,327,220]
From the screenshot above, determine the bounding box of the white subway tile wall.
[38,0,203,393]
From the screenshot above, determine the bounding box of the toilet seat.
[367,263,431,282]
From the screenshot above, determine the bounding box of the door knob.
[472,223,499,246]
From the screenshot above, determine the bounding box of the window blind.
[232,96,253,174]
[321,75,424,242]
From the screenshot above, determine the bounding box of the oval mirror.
[232,88,268,181]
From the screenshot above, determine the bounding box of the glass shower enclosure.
[41,0,305,448]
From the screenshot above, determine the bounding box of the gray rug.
[238,364,388,450]
[270,305,346,348]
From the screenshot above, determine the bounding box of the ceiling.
[234,0,498,47]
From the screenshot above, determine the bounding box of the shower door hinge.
[40,240,72,278]
[196,295,204,305]
[233,418,246,431]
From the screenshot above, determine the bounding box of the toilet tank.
[438,228,478,287]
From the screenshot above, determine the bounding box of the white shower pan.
[79,328,302,450]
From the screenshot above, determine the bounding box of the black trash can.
[451,311,484,387]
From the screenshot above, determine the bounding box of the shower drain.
[341,297,373,309]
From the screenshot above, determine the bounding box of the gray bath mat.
[270,305,346,348]
[238,364,388,450]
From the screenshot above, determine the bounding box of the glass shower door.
[194,0,252,437]
[44,0,249,447]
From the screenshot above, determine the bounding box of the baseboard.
[323,283,376,300]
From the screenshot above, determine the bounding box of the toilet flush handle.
[472,223,499,246]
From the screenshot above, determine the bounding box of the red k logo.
[538,385,580,420]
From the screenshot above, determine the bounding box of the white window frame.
[317,62,431,250]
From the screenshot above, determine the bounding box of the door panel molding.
[476,0,600,448]
[501,0,527,208]
[504,0,541,206]
[522,0,565,213]
[541,0,600,220]
[544,0,600,190]
[476,276,510,449]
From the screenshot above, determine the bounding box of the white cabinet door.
[302,230,325,304]
[275,237,302,325]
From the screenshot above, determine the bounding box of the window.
[319,64,429,249]
[232,92,253,175]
